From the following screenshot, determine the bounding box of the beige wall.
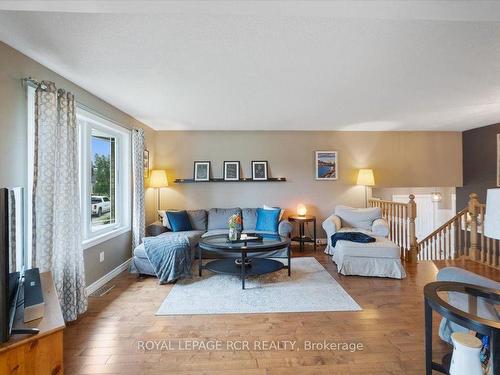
[0,41,156,285]
[151,131,463,235]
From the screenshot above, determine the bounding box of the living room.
[0,2,499,375]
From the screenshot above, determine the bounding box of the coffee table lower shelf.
[201,258,287,289]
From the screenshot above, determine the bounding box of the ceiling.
[1,1,500,131]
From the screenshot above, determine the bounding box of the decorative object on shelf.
[143,149,150,179]
[252,161,268,180]
[357,168,375,207]
[223,161,240,181]
[149,170,169,212]
[228,213,242,241]
[315,151,338,180]
[449,332,483,375]
[297,204,307,217]
[194,161,211,181]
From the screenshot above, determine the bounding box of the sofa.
[322,205,406,279]
[130,207,293,276]
[436,267,500,344]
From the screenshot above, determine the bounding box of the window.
[78,108,131,248]
[26,86,131,253]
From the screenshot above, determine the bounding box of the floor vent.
[89,284,116,297]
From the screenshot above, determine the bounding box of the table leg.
[288,246,291,276]
[425,298,433,375]
[198,245,202,277]
[492,330,499,375]
[313,218,317,251]
[241,251,246,290]
[299,222,304,252]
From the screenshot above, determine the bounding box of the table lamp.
[297,204,307,217]
[484,188,500,239]
[149,170,169,212]
[357,169,375,207]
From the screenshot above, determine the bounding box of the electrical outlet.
[99,251,105,263]
[316,238,327,245]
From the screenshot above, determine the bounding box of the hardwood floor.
[64,247,499,375]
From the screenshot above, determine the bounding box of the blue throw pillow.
[166,210,192,232]
[255,208,280,232]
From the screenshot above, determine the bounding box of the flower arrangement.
[228,214,242,240]
[228,214,242,229]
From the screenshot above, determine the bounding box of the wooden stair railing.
[417,193,498,269]
[369,194,418,263]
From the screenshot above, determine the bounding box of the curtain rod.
[22,77,133,133]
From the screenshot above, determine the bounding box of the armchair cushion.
[334,206,382,231]
[371,218,390,237]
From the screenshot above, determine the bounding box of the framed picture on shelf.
[315,151,338,180]
[223,161,240,181]
[194,161,211,181]
[143,150,150,179]
[252,161,268,181]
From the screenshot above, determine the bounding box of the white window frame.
[78,107,131,250]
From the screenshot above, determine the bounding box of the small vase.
[449,333,483,375]
[229,227,239,241]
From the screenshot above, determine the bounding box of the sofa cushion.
[207,208,241,230]
[242,208,258,231]
[187,209,207,231]
[134,230,204,259]
[255,208,280,232]
[166,210,193,232]
[335,206,381,231]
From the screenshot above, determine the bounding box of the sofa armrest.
[322,214,341,237]
[278,220,293,237]
[146,221,168,237]
[372,218,389,237]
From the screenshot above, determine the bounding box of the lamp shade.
[297,204,307,216]
[484,188,500,239]
[149,170,169,188]
[357,169,375,186]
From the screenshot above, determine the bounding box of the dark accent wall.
[456,123,500,211]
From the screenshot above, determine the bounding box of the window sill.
[82,225,131,250]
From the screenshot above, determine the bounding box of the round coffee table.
[198,234,291,289]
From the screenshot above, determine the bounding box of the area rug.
[156,257,361,315]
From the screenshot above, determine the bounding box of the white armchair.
[322,205,389,255]
[322,205,405,279]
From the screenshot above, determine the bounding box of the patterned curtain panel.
[33,81,87,321]
[132,128,146,249]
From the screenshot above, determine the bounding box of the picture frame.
[252,161,268,181]
[315,151,338,180]
[223,161,240,181]
[194,161,211,181]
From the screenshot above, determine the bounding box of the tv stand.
[0,272,64,374]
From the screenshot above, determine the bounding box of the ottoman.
[332,235,406,279]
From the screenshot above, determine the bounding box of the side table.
[288,215,317,252]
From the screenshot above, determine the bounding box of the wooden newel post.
[468,193,480,261]
[407,194,418,263]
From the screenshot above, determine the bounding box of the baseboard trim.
[86,258,132,295]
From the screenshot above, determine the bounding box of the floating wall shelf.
[174,177,287,183]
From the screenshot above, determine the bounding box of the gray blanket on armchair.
[143,236,192,284]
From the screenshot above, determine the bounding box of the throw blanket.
[331,232,376,247]
[143,236,192,284]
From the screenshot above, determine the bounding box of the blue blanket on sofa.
[143,236,192,284]
[331,232,376,247]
